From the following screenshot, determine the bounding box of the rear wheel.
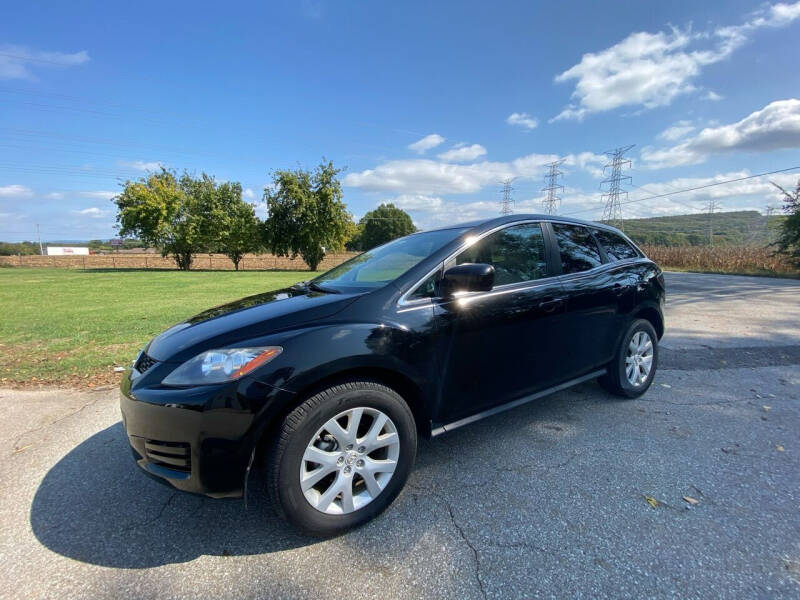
[599,318,658,398]
[267,380,417,536]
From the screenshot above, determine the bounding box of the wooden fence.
[0,252,359,271]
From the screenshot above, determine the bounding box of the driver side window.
[455,223,549,286]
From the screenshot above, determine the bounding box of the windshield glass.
[313,227,468,291]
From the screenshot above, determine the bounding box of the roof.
[426,213,623,235]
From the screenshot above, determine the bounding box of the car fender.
[240,321,438,444]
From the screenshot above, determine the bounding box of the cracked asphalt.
[1,271,799,599]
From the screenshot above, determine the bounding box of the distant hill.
[618,210,784,247]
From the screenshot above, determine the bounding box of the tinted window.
[313,227,468,291]
[552,223,603,274]
[456,223,549,286]
[593,229,640,261]
[408,270,440,300]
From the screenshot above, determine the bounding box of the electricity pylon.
[500,178,515,215]
[600,145,634,231]
[542,159,565,215]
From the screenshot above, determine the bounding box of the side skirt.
[430,369,606,437]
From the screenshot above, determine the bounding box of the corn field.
[641,245,798,276]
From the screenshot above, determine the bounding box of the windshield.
[312,227,469,291]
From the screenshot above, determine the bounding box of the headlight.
[162,346,282,386]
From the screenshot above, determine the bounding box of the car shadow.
[29,381,607,569]
[29,422,319,568]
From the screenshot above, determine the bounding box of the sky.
[1,0,799,242]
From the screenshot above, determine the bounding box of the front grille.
[144,440,191,472]
[135,352,158,374]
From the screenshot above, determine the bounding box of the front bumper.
[120,367,293,498]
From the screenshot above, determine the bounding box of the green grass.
[0,268,308,386]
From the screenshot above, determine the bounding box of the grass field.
[0,268,308,387]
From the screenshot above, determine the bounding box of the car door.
[590,227,642,330]
[549,222,620,380]
[432,222,567,423]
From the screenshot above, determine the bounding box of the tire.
[267,379,417,536]
[599,318,659,398]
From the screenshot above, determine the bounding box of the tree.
[262,161,352,270]
[115,169,227,270]
[357,203,417,250]
[218,196,261,270]
[772,179,800,267]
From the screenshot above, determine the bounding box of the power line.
[565,166,800,217]
[629,182,705,214]
[600,145,634,231]
[541,159,565,215]
[0,52,86,67]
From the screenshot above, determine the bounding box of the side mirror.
[438,263,495,297]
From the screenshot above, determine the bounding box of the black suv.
[121,215,665,535]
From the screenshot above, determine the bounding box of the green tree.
[218,196,262,270]
[357,203,417,250]
[0,241,39,256]
[262,161,352,270]
[772,179,800,267]
[115,169,224,270]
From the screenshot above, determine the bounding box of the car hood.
[146,286,360,362]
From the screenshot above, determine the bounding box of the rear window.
[593,229,640,261]
[551,223,603,274]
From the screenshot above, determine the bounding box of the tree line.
[114,161,416,270]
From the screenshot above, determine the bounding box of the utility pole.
[600,145,634,231]
[500,178,515,215]
[763,205,777,243]
[705,199,719,246]
[541,159,565,215]
[36,224,43,255]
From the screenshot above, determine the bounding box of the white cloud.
[119,160,162,171]
[79,190,118,200]
[46,192,64,200]
[437,143,487,162]
[0,184,33,197]
[71,207,110,218]
[0,44,90,80]
[343,153,560,195]
[562,152,608,178]
[642,99,800,168]
[393,170,800,229]
[243,188,256,199]
[551,2,800,121]
[344,149,612,197]
[703,91,723,101]
[506,112,539,130]
[657,120,696,142]
[408,134,445,154]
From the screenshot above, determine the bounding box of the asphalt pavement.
[0,271,798,599]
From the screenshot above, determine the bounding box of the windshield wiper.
[308,281,340,294]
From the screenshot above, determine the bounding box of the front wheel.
[599,318,659,398]
[267,380,417,536]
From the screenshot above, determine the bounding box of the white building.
[46,246,90,256]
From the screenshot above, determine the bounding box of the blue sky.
[1,0,799,241]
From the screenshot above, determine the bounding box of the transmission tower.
[600,145,634,231]
[500,178,515,215]
[705,199,719,246]
[541,159,565,215]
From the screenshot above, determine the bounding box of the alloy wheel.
[625,331,654,386]
[300,407,400,515]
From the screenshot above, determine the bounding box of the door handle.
[538,297,564,312]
